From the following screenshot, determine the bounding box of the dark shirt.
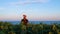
[21,19,28,25]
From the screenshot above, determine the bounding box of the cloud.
[9,0,51,5]
[0,7,5,10]
[27,0,50,3]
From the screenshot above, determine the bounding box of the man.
[21,15,28,26]
[21,15,29,34]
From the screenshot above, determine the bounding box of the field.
[0,21,60,34]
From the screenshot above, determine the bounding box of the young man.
[21,15,28,26]
[21,15,29,34]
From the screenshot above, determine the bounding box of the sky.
[0,0,60,21]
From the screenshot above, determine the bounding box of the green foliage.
[0,21,60,34]
[0,31,5,34]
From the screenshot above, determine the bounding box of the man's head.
[23,15,27,19]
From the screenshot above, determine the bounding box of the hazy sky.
[0,0,60,21]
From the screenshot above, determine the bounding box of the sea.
[3,21,60,25]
